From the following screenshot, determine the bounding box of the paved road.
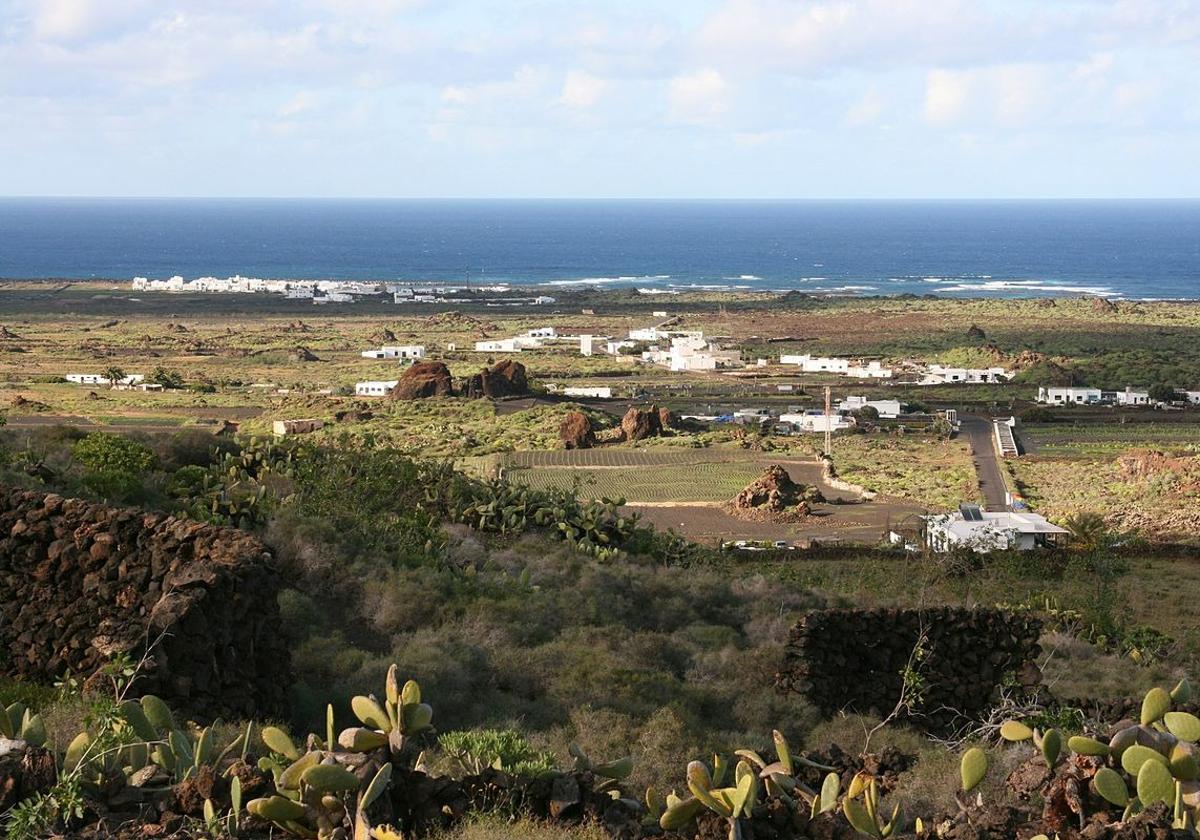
[960,414,1010,511]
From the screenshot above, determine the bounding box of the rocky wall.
[0,486,290,718]
[775,607,1042,732]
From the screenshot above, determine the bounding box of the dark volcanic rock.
[391,361,455,400]
[620,406,663,441]
[560,411,595,450]
[463,359,529,399]
[732,464,815,512]
[0,486,291,719]
[289,346,320,362]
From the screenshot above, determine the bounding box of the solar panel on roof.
[959,504,984,521]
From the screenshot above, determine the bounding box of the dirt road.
[960,414,1009,511]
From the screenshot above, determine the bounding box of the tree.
[103,366,126,389]
[1063,510,1111,554]
[1148,383,1178,403]
[72,433,156,475]
[855,405,880,421]
[150,367,185,389]
[72,432,157,503]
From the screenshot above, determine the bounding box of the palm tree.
[104,366,126,389]
[1063,510,1110,553]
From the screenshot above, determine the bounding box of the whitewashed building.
[1109,387,1151,406]
[1037,387,1103,405]
[925,505,1069,553]
[562,386,613,399]
[779,411,856,433]
[845,361,894,379]
[474,339,522,353]
[920,365,1010,385]
[361,345,425,360]
[355,380,399,397]
[780,354,851,373]
[66,373,145,386]
[837,396,902,419]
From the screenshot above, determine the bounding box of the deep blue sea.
[1,198,1198,299]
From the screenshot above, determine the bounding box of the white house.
[580,335,596,357]
[562,386,613,399]
[474,339,521,353]
[845,361,894,379]
[605,339,637,355]
[1109,387,1150,406]
[837,396,902,419]
[920,365,1009,385]
[629,327,662,342]
[525,327,557,339]
[779,411,856,433]
[1037,387,1103,405]
[360,345,425,360]
[66,373,145,386]
[780,354,851,374]
[355,380,399,397]
[925,505,1069,553]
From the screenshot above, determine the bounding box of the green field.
[464,447,826,503]
[1021,420,1200,457]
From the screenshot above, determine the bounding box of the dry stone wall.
[0,486,290,719]
[776,607,1043,732]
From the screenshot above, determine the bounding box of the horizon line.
[3,195,1200,203]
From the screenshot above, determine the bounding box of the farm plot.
[1020,421,1200,457]
[464,448,832,504]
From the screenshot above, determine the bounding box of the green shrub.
[72,433,156,475]
[439,729,556,776]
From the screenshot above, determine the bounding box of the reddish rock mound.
[560,411,595,449]
[620,406,664,441]
[729,465,823,522]
[463,359,529,399]
[1118,449,1199,487]
[391,360,455,400]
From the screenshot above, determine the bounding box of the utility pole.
[824,385,832,457]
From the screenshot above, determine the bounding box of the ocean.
[1,198,1198,299]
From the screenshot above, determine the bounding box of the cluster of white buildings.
[132,277,558,307]
[474,327,570,353]
[779,354,895,379]
[133,276,383,304]
[361,345,425,360]
[66,373,145,386]
[777,354,1010,385]
[640,332,742,372]
[918,364,1010,385]
[1036,386,1152,406]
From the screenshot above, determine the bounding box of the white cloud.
[668,68,729,125]
[923,69,970,126]
[845,86,884,127]
[559,71,608,109]
[31,0,151,43]
[278,90,318,117]
[441,66,548,108]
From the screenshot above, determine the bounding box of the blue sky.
[1,0,1197,198]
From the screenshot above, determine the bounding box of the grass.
[822,432,978,509]
[1021,420,1200,457]
[1009,452,1200,543]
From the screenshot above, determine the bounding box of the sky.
[0,0,1198,199]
